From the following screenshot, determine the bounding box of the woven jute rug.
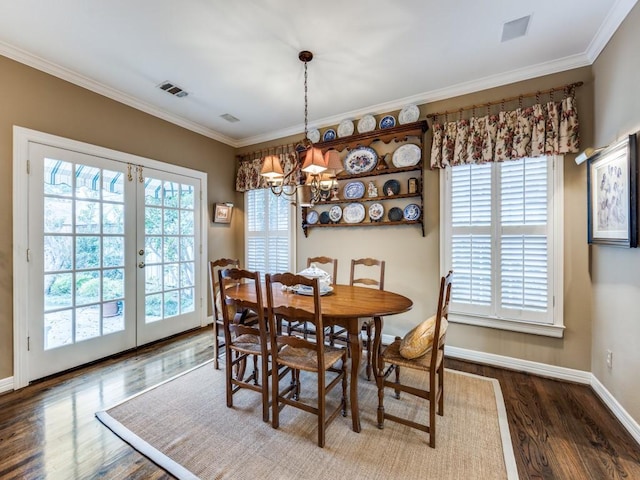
[96,361,518,479]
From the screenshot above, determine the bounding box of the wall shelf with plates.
[302,119,428,237]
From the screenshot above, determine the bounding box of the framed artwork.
[213,203,233,224]
[587,134,637,247]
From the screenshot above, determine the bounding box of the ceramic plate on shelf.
[392,143,422,168]
[329,205,343,223]
[383,179,400,196]
[306,210,319,225]
[337,119,354,138]
[344,146,378,174]
[323,129,337,142]
[388,207,403,222]
[307,128,320,144]
[369,202,384,222]
[343,203,366,224]
[319,211,331,224]
[379,115,396,129]
[403,203,421,221]
[398,104,420,124]
[357,114,376,134]
[343,181,365,199]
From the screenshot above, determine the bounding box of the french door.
[25,141,203,381]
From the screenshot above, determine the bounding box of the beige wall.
[242,67,595,372]
[0,55,240,378]
[591,2,640,422]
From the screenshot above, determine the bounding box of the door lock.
[138,249,144,256]
[138,261,145,268]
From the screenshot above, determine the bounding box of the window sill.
[449,312,565,338]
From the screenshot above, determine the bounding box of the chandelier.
[260,51,342,205]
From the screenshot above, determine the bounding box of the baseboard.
[591,375,640,445]
[443,345,640,447]
[0,376,14,394]
[444,345,592,384]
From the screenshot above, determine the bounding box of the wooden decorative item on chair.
[350,258,385,381]
[218,267,271,422]
[374,270,453,448]
[265,272,347,447]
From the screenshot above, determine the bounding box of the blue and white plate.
[338,119,354,138]
[306,210,319,225]
[369,202,384,221]
[307,128,320,144]
[379,115,396,129]
[323,129,337,141]
[357,114,376,134]
[403,203,421,221]
[292,284,334,296]
[344,146,378,174]
[329,205,343,222]
[398,104,420,124]
[343,203,366,224]
[392,143,422,168]
[343,181,365,199]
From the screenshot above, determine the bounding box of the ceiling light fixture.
[260,51,337,205]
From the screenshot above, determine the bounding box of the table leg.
[348,321,362,433]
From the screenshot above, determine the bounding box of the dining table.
[231,282,413,433]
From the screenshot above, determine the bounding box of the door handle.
[138,261,145,268]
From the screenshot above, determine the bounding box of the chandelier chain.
[304,59,308,140]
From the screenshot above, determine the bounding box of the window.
[245,188,295,277]
[441,156,564,337]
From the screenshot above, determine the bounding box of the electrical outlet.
[606,350,613,369]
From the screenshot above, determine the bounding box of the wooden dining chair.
[350,257,385,381]
[218,267,271,422]
[265,272,347,447]
[285,256,338,339]
[374,270,453,448]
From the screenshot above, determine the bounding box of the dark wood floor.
[1,327,639,479]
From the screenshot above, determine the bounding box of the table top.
[230,283,413,319]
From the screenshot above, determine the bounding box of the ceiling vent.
[501,15,531,42]
[220,113,240,123]
[157,81,189,98]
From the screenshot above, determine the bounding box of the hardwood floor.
[0,328,638,479]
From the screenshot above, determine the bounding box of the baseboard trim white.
[591,375,640,446]
[443,345,639,446]
[0,376,14,394]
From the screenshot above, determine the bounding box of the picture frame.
[587,134,637,247]
[408,177,419,194]
[213,203,233,224]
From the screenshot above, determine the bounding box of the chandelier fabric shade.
[260,154,284,178]
[430,91,580,168]
[301,147,328,174]
[236,151,299,192]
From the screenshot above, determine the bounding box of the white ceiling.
[0,0,637,148]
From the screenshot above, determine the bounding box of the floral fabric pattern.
[236,151,300,192]
[430,92,579,168]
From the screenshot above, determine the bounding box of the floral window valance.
[235,150,299,192]
[430,91,579,168]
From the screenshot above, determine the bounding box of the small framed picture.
[408,177,419,194]
[587,134,637,247]
[214,203,233,224]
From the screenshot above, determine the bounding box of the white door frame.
[12,126,208,389]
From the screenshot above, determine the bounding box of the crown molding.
[586,0,639,62]
[0,40,240,147]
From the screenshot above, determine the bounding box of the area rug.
[96,361,518,480]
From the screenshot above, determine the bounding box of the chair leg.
[317,370,326,448]
[438,364,444,416]
[430,373,437,448]
[365,321,373,381]
[272,360,280,430]
[394,365,401,399]
[225,348,234,408]
[261,352,270,423]
[213,321,221,370]
[341,359,348,417]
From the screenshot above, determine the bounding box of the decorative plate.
[369,202,384,222]
[307,128,320,144]
[383,179,400,196]
[388,207,403,222]
[323,129,337,142]
[398,104,420,124]
[319,211,331,224]
[337,119,354,138]
[379,115,396,129]
[403,203,421,221]
[292,284,334,296]
[306,210,319,225]
[343,181,365,199]
[343,203,366,224]
[329,205,343,223]
[392,143,422,168]
[357,114,376,134]
[344,146,378,174]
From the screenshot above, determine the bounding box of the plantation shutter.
[246,189,293,277]
[450,163,492,312]
[499,157,550,319]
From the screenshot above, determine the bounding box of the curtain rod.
[426,81,583,120]
[236,142,299,163]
